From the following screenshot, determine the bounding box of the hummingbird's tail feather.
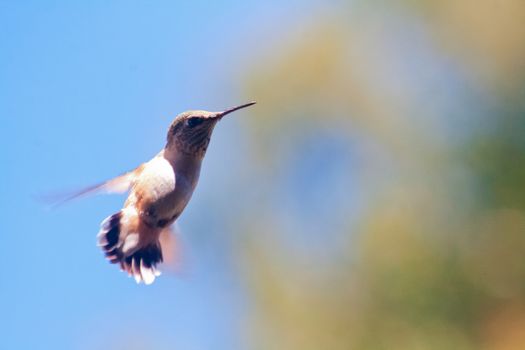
[97,211,123,263]
[120,243,163,284]
[97,209,163,285]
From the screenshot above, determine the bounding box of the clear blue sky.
[0,1,323,348]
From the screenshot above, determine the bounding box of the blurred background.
[1,1,525,349]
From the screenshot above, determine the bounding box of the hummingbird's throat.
[171,124,216,158]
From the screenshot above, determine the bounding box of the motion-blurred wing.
[42,165,144,206]
[159,222,185,275]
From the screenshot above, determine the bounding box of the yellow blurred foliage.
[236,1,525,349]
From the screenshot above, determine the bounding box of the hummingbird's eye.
[186,117,203,128]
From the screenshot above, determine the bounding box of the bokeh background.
[1,1,525,349]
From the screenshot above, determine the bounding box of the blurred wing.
[159,222,186,275]
[41,165,144,206]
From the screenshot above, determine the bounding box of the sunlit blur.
[1,1,524,349]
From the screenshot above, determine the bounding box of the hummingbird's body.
[133,150,198,228]
[90,102,255,284]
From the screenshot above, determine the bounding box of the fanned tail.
[97,210,163,285]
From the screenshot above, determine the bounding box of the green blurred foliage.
[234,1,525,349]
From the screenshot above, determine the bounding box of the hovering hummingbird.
[65,101,256,285]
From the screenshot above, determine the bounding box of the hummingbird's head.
[166,101,256,158]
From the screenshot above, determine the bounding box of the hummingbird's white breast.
[129,152,200,228]
[136,155,176,203]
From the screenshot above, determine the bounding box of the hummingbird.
[66,101,256,285]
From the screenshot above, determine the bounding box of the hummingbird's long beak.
[215,101,256,118]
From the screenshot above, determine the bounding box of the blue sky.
[0,1,327,348]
